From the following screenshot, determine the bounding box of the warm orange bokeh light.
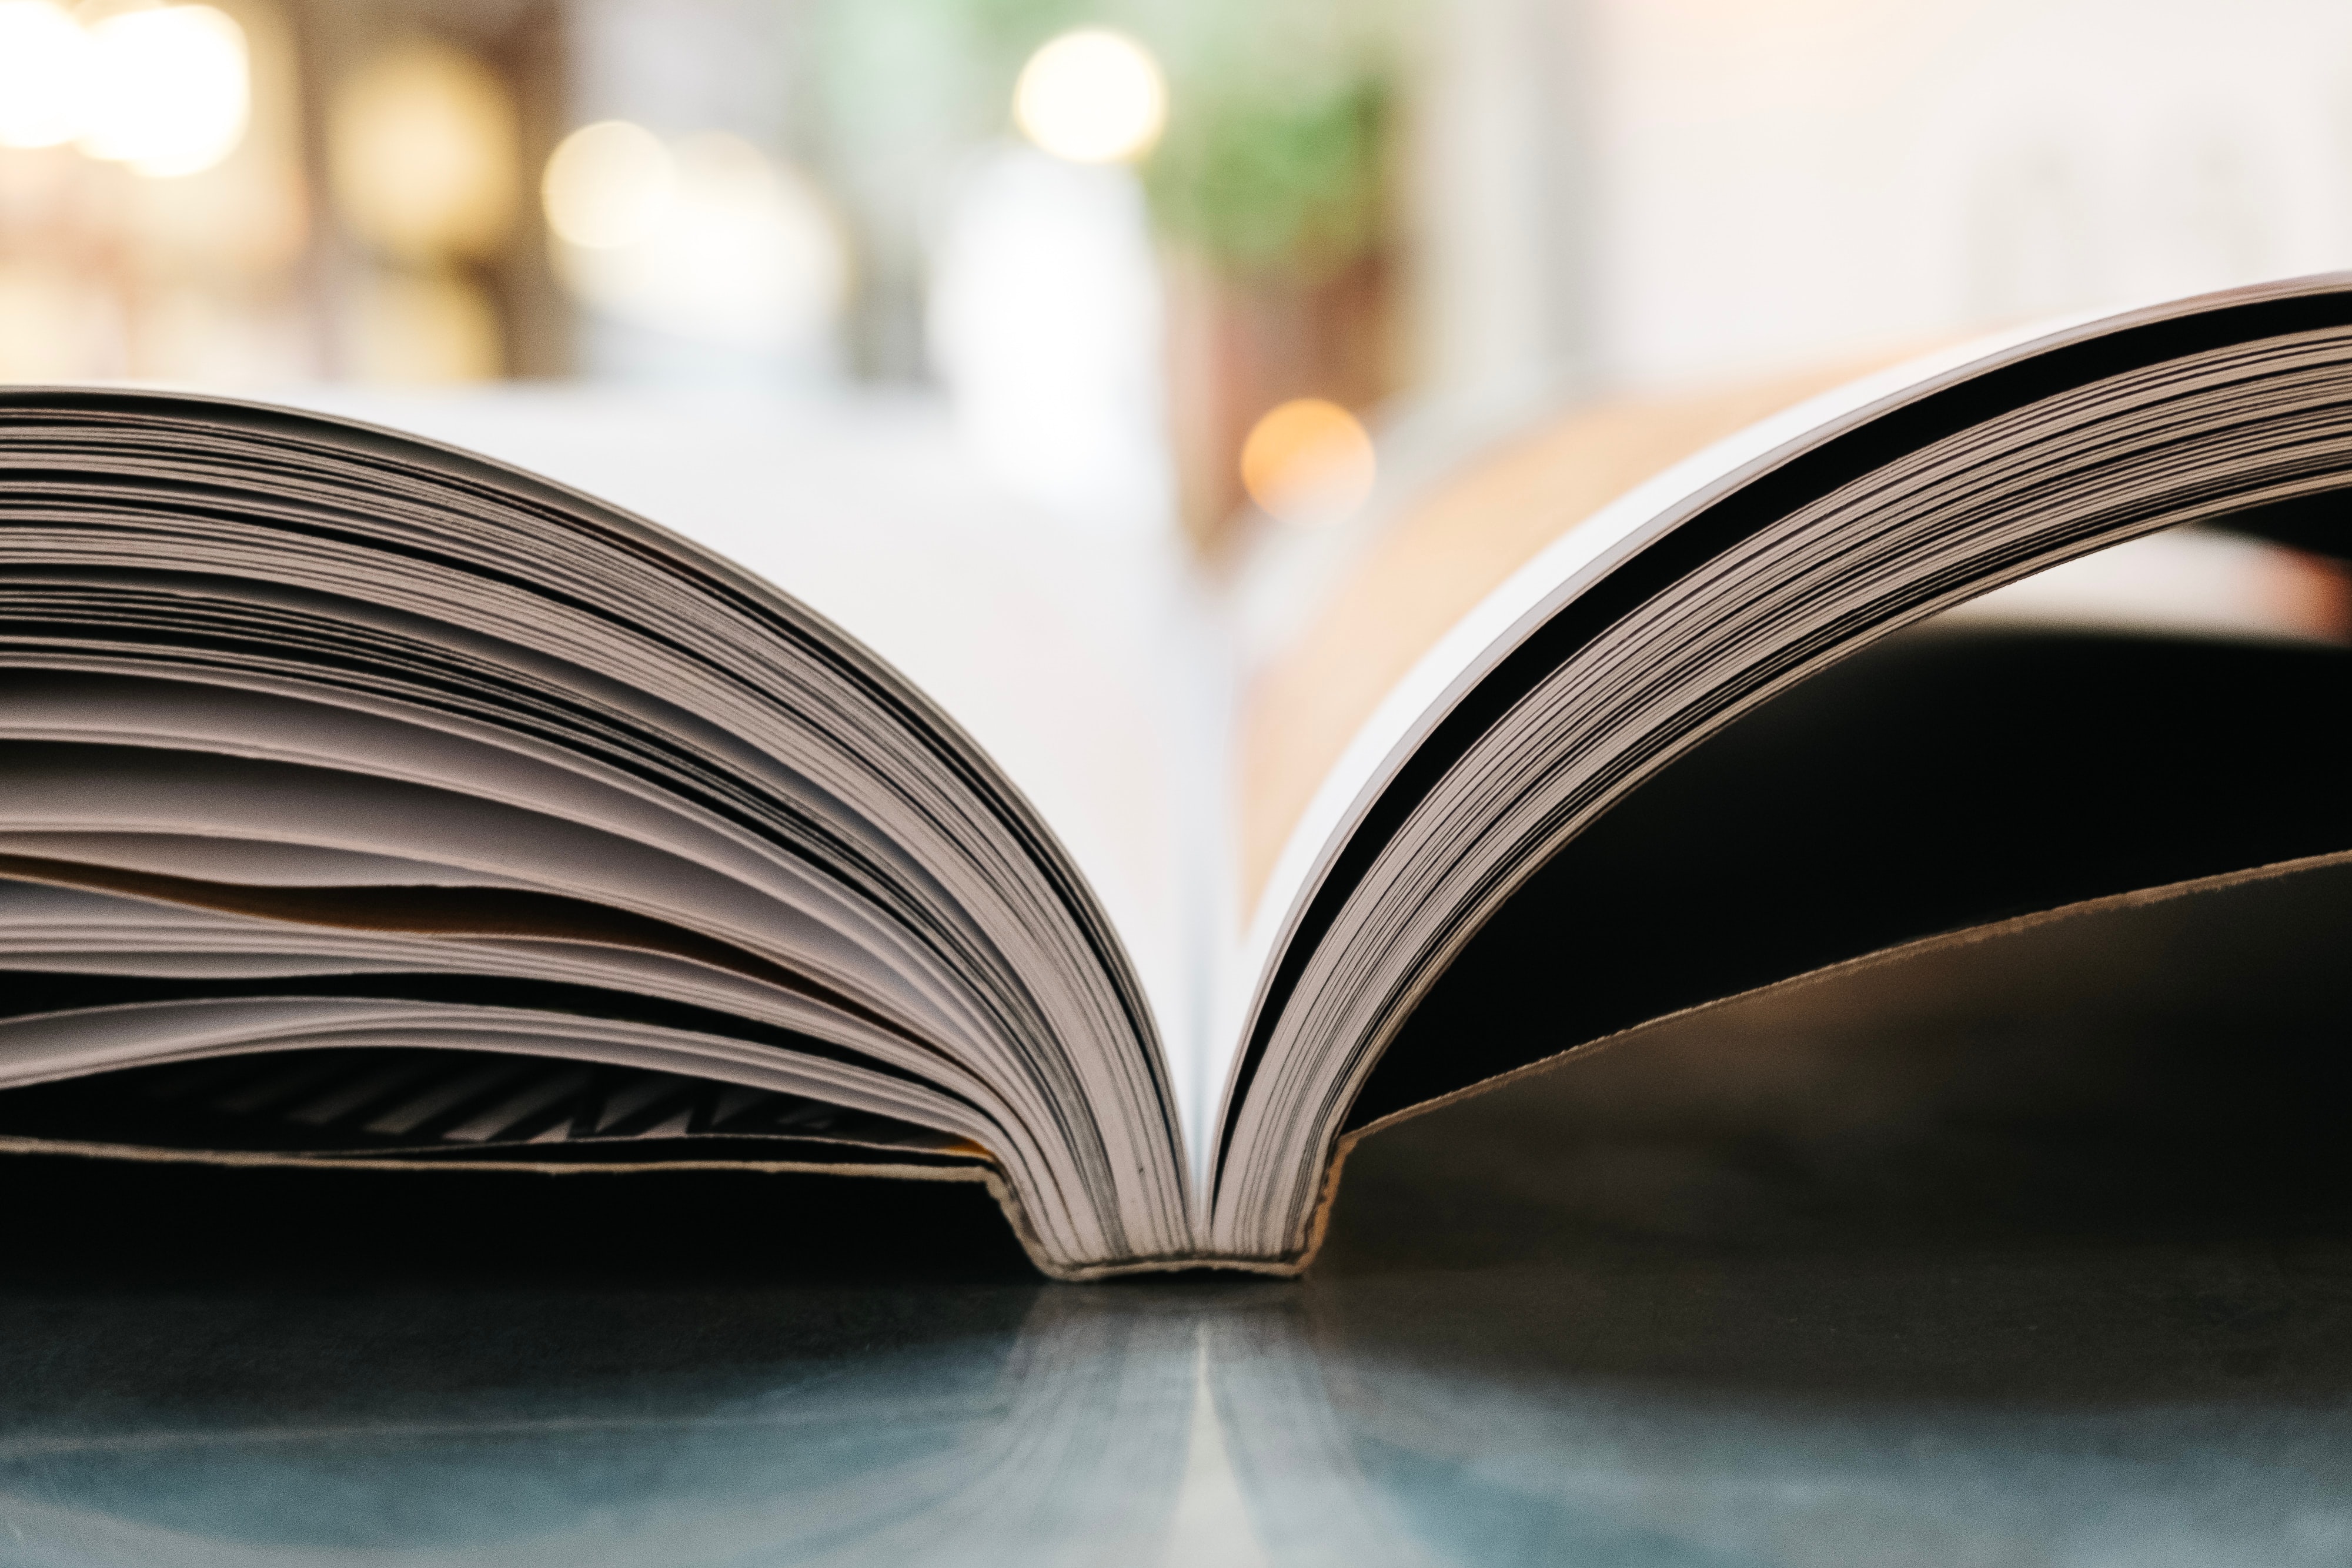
[330,39,519,263]
[1241,397,1377,527]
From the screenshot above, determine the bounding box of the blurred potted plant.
[813,0,1398,551]
[1141,1,1398,554]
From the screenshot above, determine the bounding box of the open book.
[4,275,2351,1279]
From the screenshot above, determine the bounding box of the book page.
[274,386,1234,1142]
[1234,299,2352,1007]
[1230,320,2111,1017]
[1339,620,2352,1130]
[1234,349,1932,914]
[1210,275,2352,1259]
[2,383,1214,1269]
[1237,343,2352,916]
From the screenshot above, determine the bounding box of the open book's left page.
[279,386,1240,1148]
[0,386,1214,1275]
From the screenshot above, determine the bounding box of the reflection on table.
[6,891,2352,1564]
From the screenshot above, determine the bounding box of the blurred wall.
[15,0,2352,551]
[1586,0,2352,386]
[1402,0,2352,402]
[1399,0,1595,407]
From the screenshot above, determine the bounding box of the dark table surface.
[6,953,2352,1567]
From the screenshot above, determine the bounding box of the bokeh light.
[542,120,675,250]
[1013,29,1167,165]
[550,131,844,355]
[0,1,94,149]
[346,271,503,384]
[330,40,519,262]
[1241,397,1377,527]
[78,4,249,178]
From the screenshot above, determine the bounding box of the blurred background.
[5,0,2351,564]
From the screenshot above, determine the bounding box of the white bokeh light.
[79,4,249,178]
[1013,28,1167,165]
[551,132,844,361]
[0,1,95,149]
[542,119,676,250]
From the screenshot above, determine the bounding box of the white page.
[1223,277,2352,1149]
[1215,330,2060,1119]
[274,386,1233,1146]
[0,880,961,1044]
[0,994,974,1135]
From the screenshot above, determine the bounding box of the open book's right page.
[1211,275,2352,1262]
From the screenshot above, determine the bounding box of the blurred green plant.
[1142,65,1389,280]
[1138,0,1398,280]
[892,0,1399,281]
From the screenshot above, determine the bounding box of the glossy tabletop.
[5,984,2352,1566]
